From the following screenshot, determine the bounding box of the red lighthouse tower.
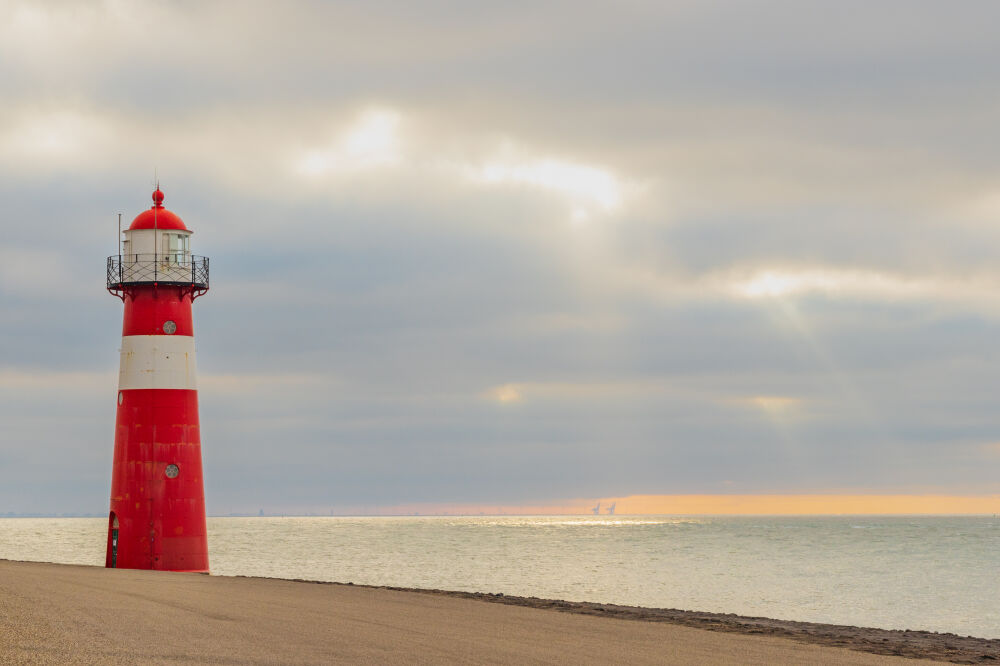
[105,188,210,572]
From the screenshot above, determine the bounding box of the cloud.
[732,268,935,301]
[0,369,115,394]
[0,109,114,169]
[3,0,1000,513]
[468,154,624,214]
[295,109,402,177]
[0,247,80,295]
[744,395,801,413]
[982,442,1000,458]
[487,384,523,404]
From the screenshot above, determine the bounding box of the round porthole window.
[165,464,180,479]
[163,320,177,334]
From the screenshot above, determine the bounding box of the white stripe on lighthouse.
[118,335,198,391]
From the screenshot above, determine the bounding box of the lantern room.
[107,188,209,297]
[123,189,191,258]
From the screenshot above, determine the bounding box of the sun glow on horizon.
[374,494,1000,516]
[594,494,1000,515]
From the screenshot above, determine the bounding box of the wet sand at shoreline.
[1,560,992,664]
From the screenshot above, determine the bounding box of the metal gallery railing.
[107,254,210,289]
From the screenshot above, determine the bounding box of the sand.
[1,560,992,665]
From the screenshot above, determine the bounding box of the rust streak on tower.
[105,188,210,572]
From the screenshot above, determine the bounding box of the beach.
[2,560,994,664]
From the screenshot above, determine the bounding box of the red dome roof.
[129,189,188,231]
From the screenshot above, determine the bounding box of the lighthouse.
[105,188,210,572]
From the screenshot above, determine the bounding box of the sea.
[1,515,997,639]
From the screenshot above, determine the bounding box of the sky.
[1,1,1000,515]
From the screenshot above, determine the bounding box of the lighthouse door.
[109,513,120,568]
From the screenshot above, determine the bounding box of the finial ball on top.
[152,189,165,207]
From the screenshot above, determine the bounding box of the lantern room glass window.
[162,233,190,263]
